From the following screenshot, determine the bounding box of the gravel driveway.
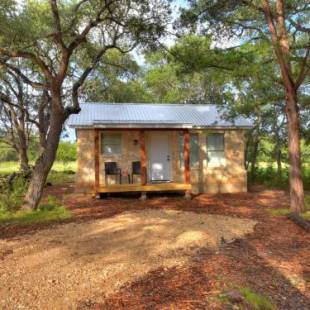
[0,209,256,309]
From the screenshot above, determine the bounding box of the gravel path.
[0,209,256,309]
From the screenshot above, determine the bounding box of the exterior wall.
[76,129,95,190]
[99,130,141,185]
[75,128,247,194]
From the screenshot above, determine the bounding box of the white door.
[149,132,171,181]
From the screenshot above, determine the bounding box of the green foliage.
[0,175,28,212]
[56,142,77,168]
[39,195,61,211]
[239,287,274,310]
[47,170,75,185]
[0,196,71,225]
[249,165,310,191]
[0,143,18,162]
[0,161,76,176]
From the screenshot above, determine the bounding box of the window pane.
[101,133,121,154]
[103,144,121,154]
[207,151,225,166]
[207,133,224,151]
[179,133,199,168]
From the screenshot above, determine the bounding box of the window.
[207,133,225,166]
[179,133,199,168]
[101,133,121,154]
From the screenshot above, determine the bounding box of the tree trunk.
[18,144,30,173]
[276,147,282,176]
[250,138,259,180]
[285,90,305,213]
[23,95,65,210]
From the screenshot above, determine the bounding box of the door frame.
[147,131,172,182]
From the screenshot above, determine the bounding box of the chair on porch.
[104,162,122,185]
[131,161,141,184]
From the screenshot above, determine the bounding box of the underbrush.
[249,166,310,191]
[0,195,71,225]
[47,170,75,185]
[0,168,72,225]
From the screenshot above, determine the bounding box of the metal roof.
[68,103,253,129]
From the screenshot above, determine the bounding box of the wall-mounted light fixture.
[133,139,139,146]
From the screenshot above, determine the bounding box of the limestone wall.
[75,128,247,194]
[76,129,95,190]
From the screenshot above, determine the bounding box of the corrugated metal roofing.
[68,103,252,128]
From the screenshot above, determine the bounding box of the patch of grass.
[0,161,76,176]
[267,194,310,220]
[47,170,75,185]
[0,195,71,225]
[239,287,274,310]
[268,208,290,217]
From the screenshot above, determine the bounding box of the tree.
[80,49,152,102]
[0,67,33,173]
[181,0,310,213]
[0,0,170,209]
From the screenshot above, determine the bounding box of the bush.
[56,142,77,169]
[249,165,310,191]
[0,174,29,212]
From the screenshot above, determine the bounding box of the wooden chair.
[131,161,141,184]
[104,162,121,185]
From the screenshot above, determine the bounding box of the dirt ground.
[0,185,310,310]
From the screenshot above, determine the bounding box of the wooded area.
[0,2,309,309]
[1,0,309,213]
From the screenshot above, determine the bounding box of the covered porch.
[93,128,192,197]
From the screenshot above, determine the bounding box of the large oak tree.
[0,0,170,209]
[181,0,310,213]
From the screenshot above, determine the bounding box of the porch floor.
[96,182,191,193]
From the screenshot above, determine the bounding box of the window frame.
[101,132,122,155]
[206,133,225,167]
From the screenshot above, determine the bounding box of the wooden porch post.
[94,128,100,194]
[184,129,191,199]
[139,130,147,200]
[140,130,147,185]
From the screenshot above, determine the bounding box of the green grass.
[0,206,71,225]
[239,287,274,310]
[0,161,76,185]
[0,161,76,175]
[268,194,310,220]
[0,196,71,225]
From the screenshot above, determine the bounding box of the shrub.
[0,174,29,212]
[249,166,310,191]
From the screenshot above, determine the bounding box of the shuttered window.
[179,133,199,168]
[101,133,121,154]
[207,133,225,166]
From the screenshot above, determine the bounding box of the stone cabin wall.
[75,129,247,194]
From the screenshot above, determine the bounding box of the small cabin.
[68,103,252,198]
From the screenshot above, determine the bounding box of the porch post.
[184,129,191,199]
[94,128,100,193]
[139,130,147,186]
